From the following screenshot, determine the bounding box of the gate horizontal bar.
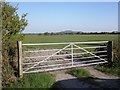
[24,46,107,53]
[23,54,107,65]
[65,55,107,60]
[24,51,107,59]
[22,41,108,46]
[23,59,71,65]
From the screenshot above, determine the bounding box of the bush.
[2,2,27,87]
[2,41,18,87]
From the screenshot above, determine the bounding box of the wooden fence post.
[107,41,113,67]
[17,41,23,78]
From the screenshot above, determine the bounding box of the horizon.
[22,30,119,34]
[10,2,118,33]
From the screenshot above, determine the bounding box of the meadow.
[22,34,118,43]
[22,34,119,50]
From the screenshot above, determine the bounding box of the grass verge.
[95,65,120,77]
[9,73,55,88]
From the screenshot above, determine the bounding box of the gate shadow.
[51,77,120,89]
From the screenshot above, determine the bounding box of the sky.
[10,2,118,33]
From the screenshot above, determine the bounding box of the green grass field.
[23,34,118,43]
[22,34,119,50]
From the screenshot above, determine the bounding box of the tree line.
[24,31,120,35]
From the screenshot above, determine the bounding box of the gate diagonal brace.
[73,44,106,62]
[24,44,71,72]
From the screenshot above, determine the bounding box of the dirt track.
[51,66,120,88]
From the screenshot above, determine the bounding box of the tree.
[1,2,28,87]
[2,2,28,42]
[44,32,49,35]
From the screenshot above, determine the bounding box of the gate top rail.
[22,41,108,46]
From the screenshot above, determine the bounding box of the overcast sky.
[10,2,118,33]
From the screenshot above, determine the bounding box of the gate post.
[17,41,23,78]
[107,41,113,67]
[71,43,74,66]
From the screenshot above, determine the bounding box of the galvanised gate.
[17,41,113,77]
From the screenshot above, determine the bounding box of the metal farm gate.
[17,41,113,77]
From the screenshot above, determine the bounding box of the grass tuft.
[67,68,93,78]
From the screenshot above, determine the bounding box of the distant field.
[23,34,118,43]
[22,34,119,50]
